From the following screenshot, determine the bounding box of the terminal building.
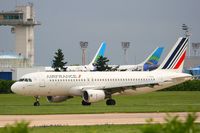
[184,43,200,79]
[185,43,200,69]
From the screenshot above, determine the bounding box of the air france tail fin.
[158,37,188,72]
[89,42,106,66]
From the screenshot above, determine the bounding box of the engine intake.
[82,90,105,103]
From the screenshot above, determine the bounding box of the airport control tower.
[0,3,40,67]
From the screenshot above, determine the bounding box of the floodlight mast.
[121,42,130,65]
[80,41,88,65]
[192,43,200,56]
[182,24,191,57]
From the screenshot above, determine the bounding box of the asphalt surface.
[1,112,200,127]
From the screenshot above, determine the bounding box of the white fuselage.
[45,65,95,72]
[110,64,142,71]
[11,70,191,97]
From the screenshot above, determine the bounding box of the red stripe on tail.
[173,51,186,69]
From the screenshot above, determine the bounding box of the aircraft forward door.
[39,79,45,87]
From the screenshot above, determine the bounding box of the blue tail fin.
[143,47,164,71]
[89,42,106,66]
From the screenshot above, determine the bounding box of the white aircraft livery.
[11,37,191,106]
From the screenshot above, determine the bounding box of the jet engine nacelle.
[46,96,73,103]
[82,90,106,103]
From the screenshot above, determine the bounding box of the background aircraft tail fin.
[141,47,164,71]
[89,42,106,66]
[158,37,188,73]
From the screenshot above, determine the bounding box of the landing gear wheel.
[34,101,40,106]
[106,99,116,106]
[82,100,91,106]
[33,96,40,106]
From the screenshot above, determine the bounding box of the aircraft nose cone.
[11,83,20,94]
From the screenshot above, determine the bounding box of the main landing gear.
[81,99,116,106]
[106,99,116,106]
[106,93,116,105]
[33,96,40,106]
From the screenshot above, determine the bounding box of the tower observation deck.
[0,3,41,67]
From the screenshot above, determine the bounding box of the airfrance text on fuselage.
[47,75,81,79]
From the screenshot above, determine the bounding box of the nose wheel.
[34,96,40,106]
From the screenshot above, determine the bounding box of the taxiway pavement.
[1,112,200,127]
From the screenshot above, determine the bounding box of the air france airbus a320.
[11,37,192,106]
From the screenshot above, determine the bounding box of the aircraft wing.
[72,82,158,95]
[102,83,159,95]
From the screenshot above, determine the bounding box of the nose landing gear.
[33,96,40,106]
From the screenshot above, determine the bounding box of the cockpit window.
[18,78,32,82]
[19,78,24,81]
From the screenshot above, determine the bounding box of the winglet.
[89,42,106,66]
[158,37,188,72]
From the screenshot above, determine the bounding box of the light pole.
[182,24,191,57]
[80,41,88,65]
[121,42,130,64]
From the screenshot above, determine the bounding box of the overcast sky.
[0,0,200,66]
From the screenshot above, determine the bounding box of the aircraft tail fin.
[142,47,164,65]
[89,42,106,66]
[158,37,188,72]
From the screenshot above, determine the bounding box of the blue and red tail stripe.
[162,38,188,69]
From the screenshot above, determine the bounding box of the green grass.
[30,125,141,133]
[0,91,200,115]
[0,125,140,133]
[1,124,200,133]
